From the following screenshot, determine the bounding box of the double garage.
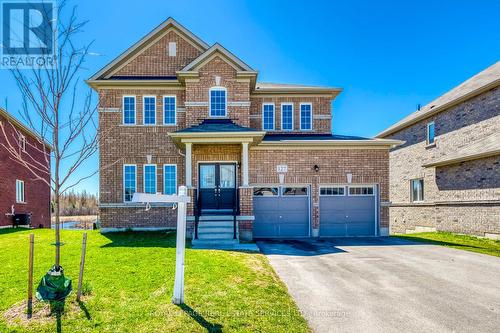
[253,185,378,238]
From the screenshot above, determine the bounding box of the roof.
[377,61,500,138]
[0,108,52,149]
[88,17,210,81]
[179,43,255,72]
[174,119,260,133]
[263,133,370,141]
[254,82,342,97]
[422,132,500,167]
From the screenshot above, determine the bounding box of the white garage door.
[319,185,377,237]
[253,186,310,238]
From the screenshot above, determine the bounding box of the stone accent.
[384,87,500,237]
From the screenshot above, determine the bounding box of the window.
[123,96,136,125]
[143,164,157,194]
[143,96,156,125]
[320,187,345,196]
[282,187,308,196]
[123,165,136,202]
[163,164,177,195]
[427,122,435,145]
[262,103,275,130]
[168,42,176,56]
[209,87,227,117]
[281,103,293,130]
[253,187,279,196]
[411,179,424,202]
[19,135,26,152]
[348,186,374,196]
[16,180,25,203]
[163,96,176,125]
[300,103,312,130]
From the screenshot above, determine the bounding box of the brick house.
[377,62,500,239]
[87,18,401,243]
[0,108,51,228]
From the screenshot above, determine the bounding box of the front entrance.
[199,163,237,214]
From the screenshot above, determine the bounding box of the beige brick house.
[87,18,401,244]
[377,62,500,239]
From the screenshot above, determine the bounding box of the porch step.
[198,220,234,228]
[198,215,234,221]
[192,217,239,248]
[198,226,234,233]
[191,238,239,247]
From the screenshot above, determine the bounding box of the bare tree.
[0,1,111,270]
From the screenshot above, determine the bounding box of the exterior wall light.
[313,165,320,172]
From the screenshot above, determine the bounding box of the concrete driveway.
[258,237,500,333]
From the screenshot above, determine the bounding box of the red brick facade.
[0,111,51,228]
[90,19,393,238]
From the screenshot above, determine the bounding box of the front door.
[199,163,237,214]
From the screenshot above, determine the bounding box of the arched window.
[209,87,227,117]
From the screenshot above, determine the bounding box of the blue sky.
[1,0,499,195]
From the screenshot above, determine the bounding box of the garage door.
[319,186,376,237]
[253,186,310,238]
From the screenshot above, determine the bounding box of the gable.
[89,18,209,80]
[112,29,203,78]
[180,43,255,73]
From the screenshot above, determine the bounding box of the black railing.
[232,187,238,239]
[194,189,200,239]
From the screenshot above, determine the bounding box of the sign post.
[131,186,190,305]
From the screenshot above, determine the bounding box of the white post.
[172,185,187,305]
[185,143,192,188]
[242,142,249,187]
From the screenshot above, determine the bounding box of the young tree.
[0,1,109,271]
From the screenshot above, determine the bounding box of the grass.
[0,229,309,333]
[393,231,500,257]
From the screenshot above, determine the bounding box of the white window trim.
[426,121,435,145]
[168,42,176,57]
[142,96,157,125]
[122,95,136,125]
[410,179,424,202]
[143,164,157,194]
[163,95,177,126]
[123,164,137,203]
[319,186,346,196]
[262,103,275,131]
[163,164,177,195]
[299,102,313,131]
[348,185,375,196]
[209,86,228,118]
[281,103,294,131]
[16,179,25,203]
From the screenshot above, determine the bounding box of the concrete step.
[191,238,239,247]
[198,226,234,233]
[199,215,235,221]
[197,232,237,240]
[198,221,235,228]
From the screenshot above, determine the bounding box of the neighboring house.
[377,62,500,239]
[87,18,401,243]
[0,108,51,228]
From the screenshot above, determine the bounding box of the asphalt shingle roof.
[174,119,260,133]
[262,133,370,141]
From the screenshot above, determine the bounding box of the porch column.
[185,142,192,187]
[241,142,249,187]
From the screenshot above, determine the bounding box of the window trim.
[16,179,25,203]
[163,164,177,195]
[143,164,157,194]
[280,103,294,131]
[262,103,275,131]
[426,121,435,145]
[319,186,346,196]
[123,164,137,203]
[142,95,157,125]
[168,42,176,57]
[209,86,227,118]
[122,95,136,125]
[348,185,375,196]
[163,95,177,126]
[410,178,424,202]
[299,102,313,131]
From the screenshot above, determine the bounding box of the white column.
[241,142,249,187]
[185,143,192,188]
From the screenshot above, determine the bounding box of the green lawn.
[393,231,500,257]
[0,229,309,333]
